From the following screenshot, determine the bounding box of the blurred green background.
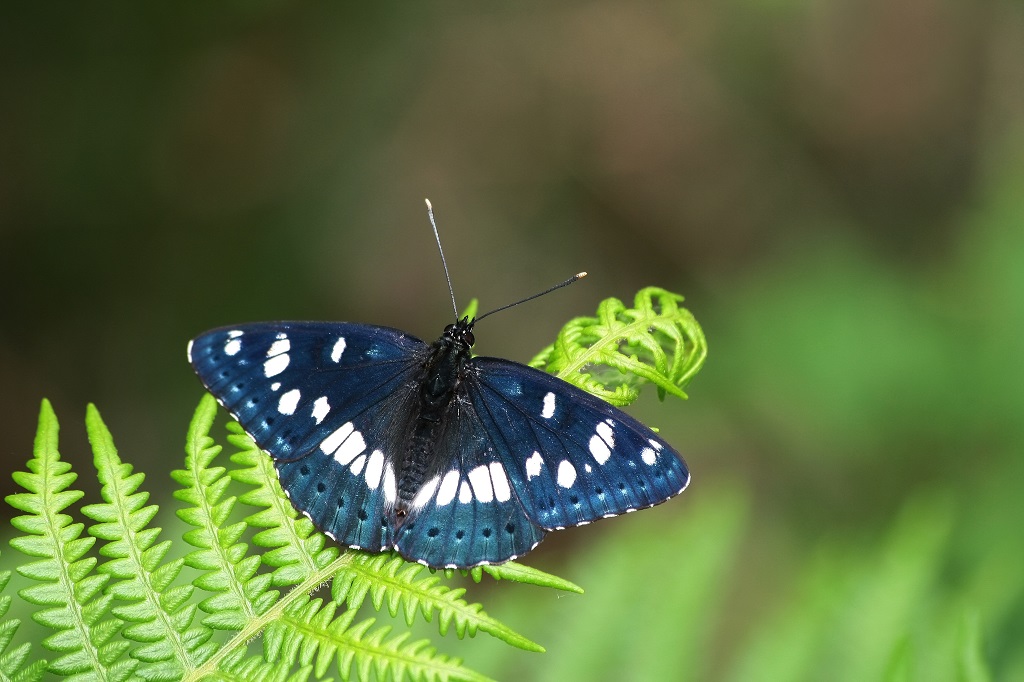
[2,2,1022,680]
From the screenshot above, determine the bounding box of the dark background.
[2,3,1022,680]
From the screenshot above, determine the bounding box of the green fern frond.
[529,286,707,406]
[227,422,340,587]
[474,563,583,594]
[6,400,136,681]
[79,403,213,681]
[266,594,493,682]
[331,554,543,653]
[223,424,543,653]
[0,567,48,682]
[171,395,278,631]
[207,648,319,682]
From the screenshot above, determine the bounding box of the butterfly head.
[443,316,476,349]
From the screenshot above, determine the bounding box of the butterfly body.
[393,321,473,517]
[189,317,689,568]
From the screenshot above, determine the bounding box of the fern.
[0,562,47,682]
[8,400,136,681]
[3,287,702,679]
[530,286,706,406]
[80,403,213,681]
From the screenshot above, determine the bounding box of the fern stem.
[183,552,358,680]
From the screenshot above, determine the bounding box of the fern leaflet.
[266,594,494,682]
[79,403,213,681]
[530,286,707,406]
[171,398,278,632]
[0,566,47,682]
[6,400,135,681]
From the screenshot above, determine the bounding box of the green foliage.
[529,287,707,406]
[2,287,698,680]
[4,398,557,681]
[7,400,134,681]
[0,568,47,681]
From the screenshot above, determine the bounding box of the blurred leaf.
[534,482,747,682]
[727,491,954,682]
[715,238,959,465]
[956,611,991,682]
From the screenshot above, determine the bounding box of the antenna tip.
[424,198,433,210]
[576,271,588,279]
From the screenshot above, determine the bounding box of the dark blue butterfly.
[188,315,689,568]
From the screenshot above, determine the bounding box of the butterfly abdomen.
[395,326,474,517]
[395,426,438,514]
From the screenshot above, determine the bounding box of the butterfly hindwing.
[188,322,428,550]
[393,399,546,568]
[467,358,690,531]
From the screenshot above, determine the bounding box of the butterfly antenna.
[476,271,588,322]
[425,198,460,321]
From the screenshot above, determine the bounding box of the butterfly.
[188,204,690,569]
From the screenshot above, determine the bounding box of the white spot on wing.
[649,439,664,451]
[525,451,544,480]
[435,470,460,506]
[321,422,354,455]
[412,476,440,509]
[224,339,242,356]
[383,464,396,503]
[596,421,615,448]
[541,392,556,419]
[467,465,494,503]
[264,353,290,377]
[311,396,330,424]
[458,481,472,504]
[270,382,281,391]
[267,338,290,357]
[277,388,301,415]
[364,450,384,489]
[331,337,347,363]
[641,447,657,465]
[489,462,511,502]
[349,453,367,475]
[334,428,366,466]
[227,330,244,338]
[557,460,577,488]
[589,435,611,464]
[186,339,194,363]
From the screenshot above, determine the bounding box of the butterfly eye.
[444,324,455,334]
[464,330,475,346]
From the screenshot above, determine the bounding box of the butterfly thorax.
[394,319,476,516]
